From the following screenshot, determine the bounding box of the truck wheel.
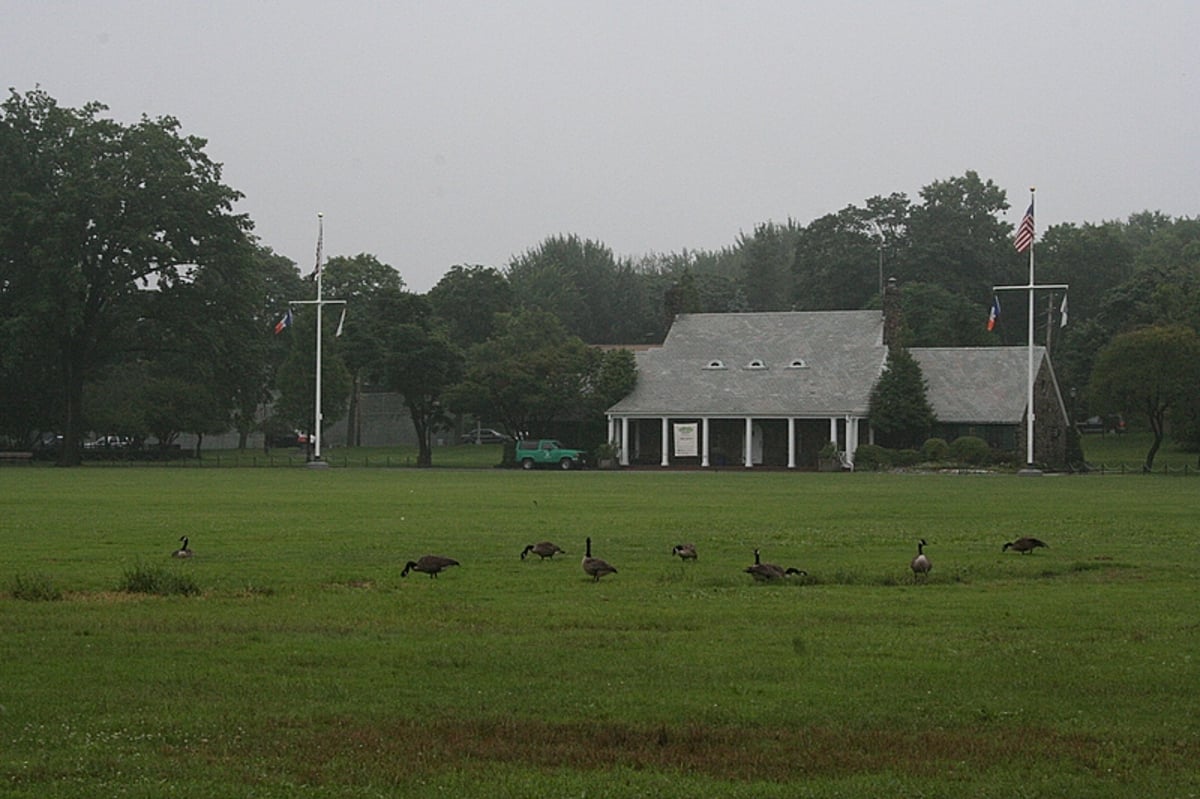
[521,458,535,470]
[559,458,573,470]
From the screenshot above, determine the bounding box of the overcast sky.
[5,1,1197,291]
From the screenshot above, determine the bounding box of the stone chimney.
[882,276,902,350]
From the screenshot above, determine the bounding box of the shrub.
[10,572,63,601]
[893,448,923,467]
[950,435,991,466]
[118,562,201,596]
[853,444,891,471]
[990,448,1023,468]
[921,437,950,461]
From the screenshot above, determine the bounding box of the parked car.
[269,430,310,448]
[460,428,511,445]
[84,435,131,449]
[1077,415,1125,434]
[31,432,63,452]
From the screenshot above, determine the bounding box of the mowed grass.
[1,468,1198,798]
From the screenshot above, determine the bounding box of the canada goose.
[401,555,460,578]
[521,541,565,560]
[171,536,193,559]
[744,563,806,581]
[672,543,698,561]
[744,548,806,581]
[911,539,931,578]
[1003,537,1048,554]
[581,537,617,581]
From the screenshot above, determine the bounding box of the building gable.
[910,347,1046,424]
[608,311,886,417]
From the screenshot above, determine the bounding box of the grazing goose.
[581,537,617,582]
[401,555,460,578]
[744,548,806,581]
[671,543,698,561]
[910,539,931,578]
[171,536,193,559]
[1003,537,1048,554]
[521,541,565,560]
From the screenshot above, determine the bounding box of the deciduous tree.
[0,88,250,464]
[1089,325,1200,471]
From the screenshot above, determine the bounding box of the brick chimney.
[882,276,902,349]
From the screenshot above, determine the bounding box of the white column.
[661,417,670,467]
[787,417,796,469]
[620,417,630,466]
[744,417,753,468]
[845,416,858,470]
[828,417,838,450]
[701,417,710,468]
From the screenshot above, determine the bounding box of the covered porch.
[607,414,871,470]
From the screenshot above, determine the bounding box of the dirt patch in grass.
[191,716,1198,785]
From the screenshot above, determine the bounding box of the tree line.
[3,88,1199,467]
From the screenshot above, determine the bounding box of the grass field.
[2,466,1198,797]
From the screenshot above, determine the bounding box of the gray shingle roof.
[608,311,1050,424]
[911,346,1046,424]
[608,311,886,417]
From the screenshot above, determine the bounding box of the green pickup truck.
[515,439,588,470]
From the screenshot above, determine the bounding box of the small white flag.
[1060,294,1068,328]
[335,306,347,337]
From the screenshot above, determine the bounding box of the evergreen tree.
[868,347,936,449]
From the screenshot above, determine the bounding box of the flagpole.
[1025,188,1036,470]
[993,187,1068,474]
[314,213,324,462]
[285,214,344,469]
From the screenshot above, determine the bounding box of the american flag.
[1014,202,1035,253]
[312,215,324,277]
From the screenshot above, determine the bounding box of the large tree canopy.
[506,235,652,344]
[1089,325,1200,471]
[427,264,513,348]
[448,309,595,442]
[369,289,463,467]
[0,88,251,463]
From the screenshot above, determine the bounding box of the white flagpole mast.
[314,214,324,461]
[1025,188,1036,469]
[993,187,1067,473]
[287,213,345,467]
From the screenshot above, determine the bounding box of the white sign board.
[674,422,698,458]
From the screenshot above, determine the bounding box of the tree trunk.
[1144,408,1165,472]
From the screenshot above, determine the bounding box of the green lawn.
[1078,430,1199,472]
[1,468,1197,797]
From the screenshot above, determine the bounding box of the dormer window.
[746,359,767,370]
[704,359,727,370]
[788,358,808,369]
